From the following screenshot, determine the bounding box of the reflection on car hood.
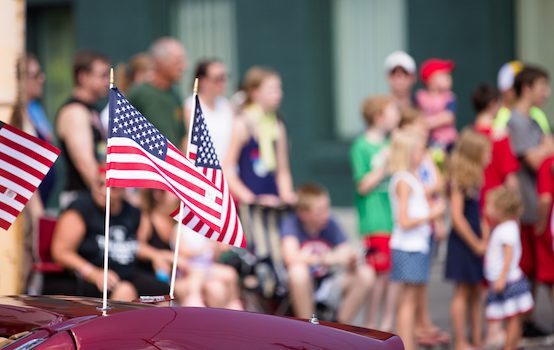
[0,295,404,350]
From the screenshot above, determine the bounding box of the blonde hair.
[296,183,329,211]
[399,106,423,128]
[361,95,392,126]
[486,185,523,220]
[448,128,490,192]
[388,128,425,173]
[242,66,280,105]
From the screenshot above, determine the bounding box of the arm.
[322,243,357,268]
[450,187,485,256]
[51,210,119,290]
[424,110,455,130]
[281,235,308,266]
[522,137,554,171]
[494,244,514,293]
[396,180,442,230]
[136,213,174,273]
[350,142,387,196]
[275,122,296,204]
[356,167,387,195]
[537,193,552,236]
[56,104,101,194]
[222,118,256,204]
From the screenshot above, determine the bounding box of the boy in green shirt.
[350,95,399,331]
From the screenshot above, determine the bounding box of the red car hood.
[0,295,404,349]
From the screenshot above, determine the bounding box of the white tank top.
[389,171,432,253]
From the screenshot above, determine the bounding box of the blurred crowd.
[14,37,554,350]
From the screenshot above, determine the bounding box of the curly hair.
[448,128,490,192]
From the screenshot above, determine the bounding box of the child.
[388,129,445,350]
[350,95,400,331]
[280,183,374,324]
[536,155,554,305]
[416,58,458,152]
[400,110,450,346]
[445,128,491,350]
[484,186,534,350]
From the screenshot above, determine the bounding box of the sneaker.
[522,320,550,338]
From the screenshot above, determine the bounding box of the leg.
[182,269,207,307]
[504,315,522,350]
[396,284,419,350]
[381,281,400,332]
[484,320,506,347]
[469,284,483,347]
[365,272,388,329]
[111,281,138,302]
[338,264,374,325]
[287,262,315,318]
[209,263,243,309]
[451,283,471,350]
[203,279,228,308]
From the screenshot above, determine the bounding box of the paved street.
[333,208,554,349]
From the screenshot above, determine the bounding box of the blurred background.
[5,0,552,206]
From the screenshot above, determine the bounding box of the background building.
[27,0,553,205]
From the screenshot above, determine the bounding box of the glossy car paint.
[0,296,404,349]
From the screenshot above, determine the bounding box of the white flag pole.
[100,68,115,314]
[169,201,184,300]
[169,78,199,300]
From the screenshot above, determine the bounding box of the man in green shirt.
[127,37,187,148]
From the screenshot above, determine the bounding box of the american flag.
[106,88,223,234]
[171,95,246,248]
[0,121,59,230]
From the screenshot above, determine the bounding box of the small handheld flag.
[106,88,224,234]
[0,121,60,230]
[172,94,246,248]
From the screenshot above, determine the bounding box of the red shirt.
[475,125,519,211]
[537,157,554,213]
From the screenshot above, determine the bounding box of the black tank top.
[70,191,141,280]
[58,97,105,192]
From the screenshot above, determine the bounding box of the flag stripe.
[109,168,221,223]
[107,155,212,200]
[110,141,221,194]
[106,157,222,219]
[107,168,221,231]
[0,125,59,156]
[0,217,12,230]
[0,152,45,182]
[0,176,33,199]
[0,134,56,167]
[0,169,35,193]
[0,123,59,231]
[0,201,20,218]
[0,184,27,206]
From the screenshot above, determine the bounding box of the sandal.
[415,326,451,345]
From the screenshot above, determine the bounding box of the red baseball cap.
[420,58,455,84]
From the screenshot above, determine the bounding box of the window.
[171,0,238,98]
[332,0,407,138]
